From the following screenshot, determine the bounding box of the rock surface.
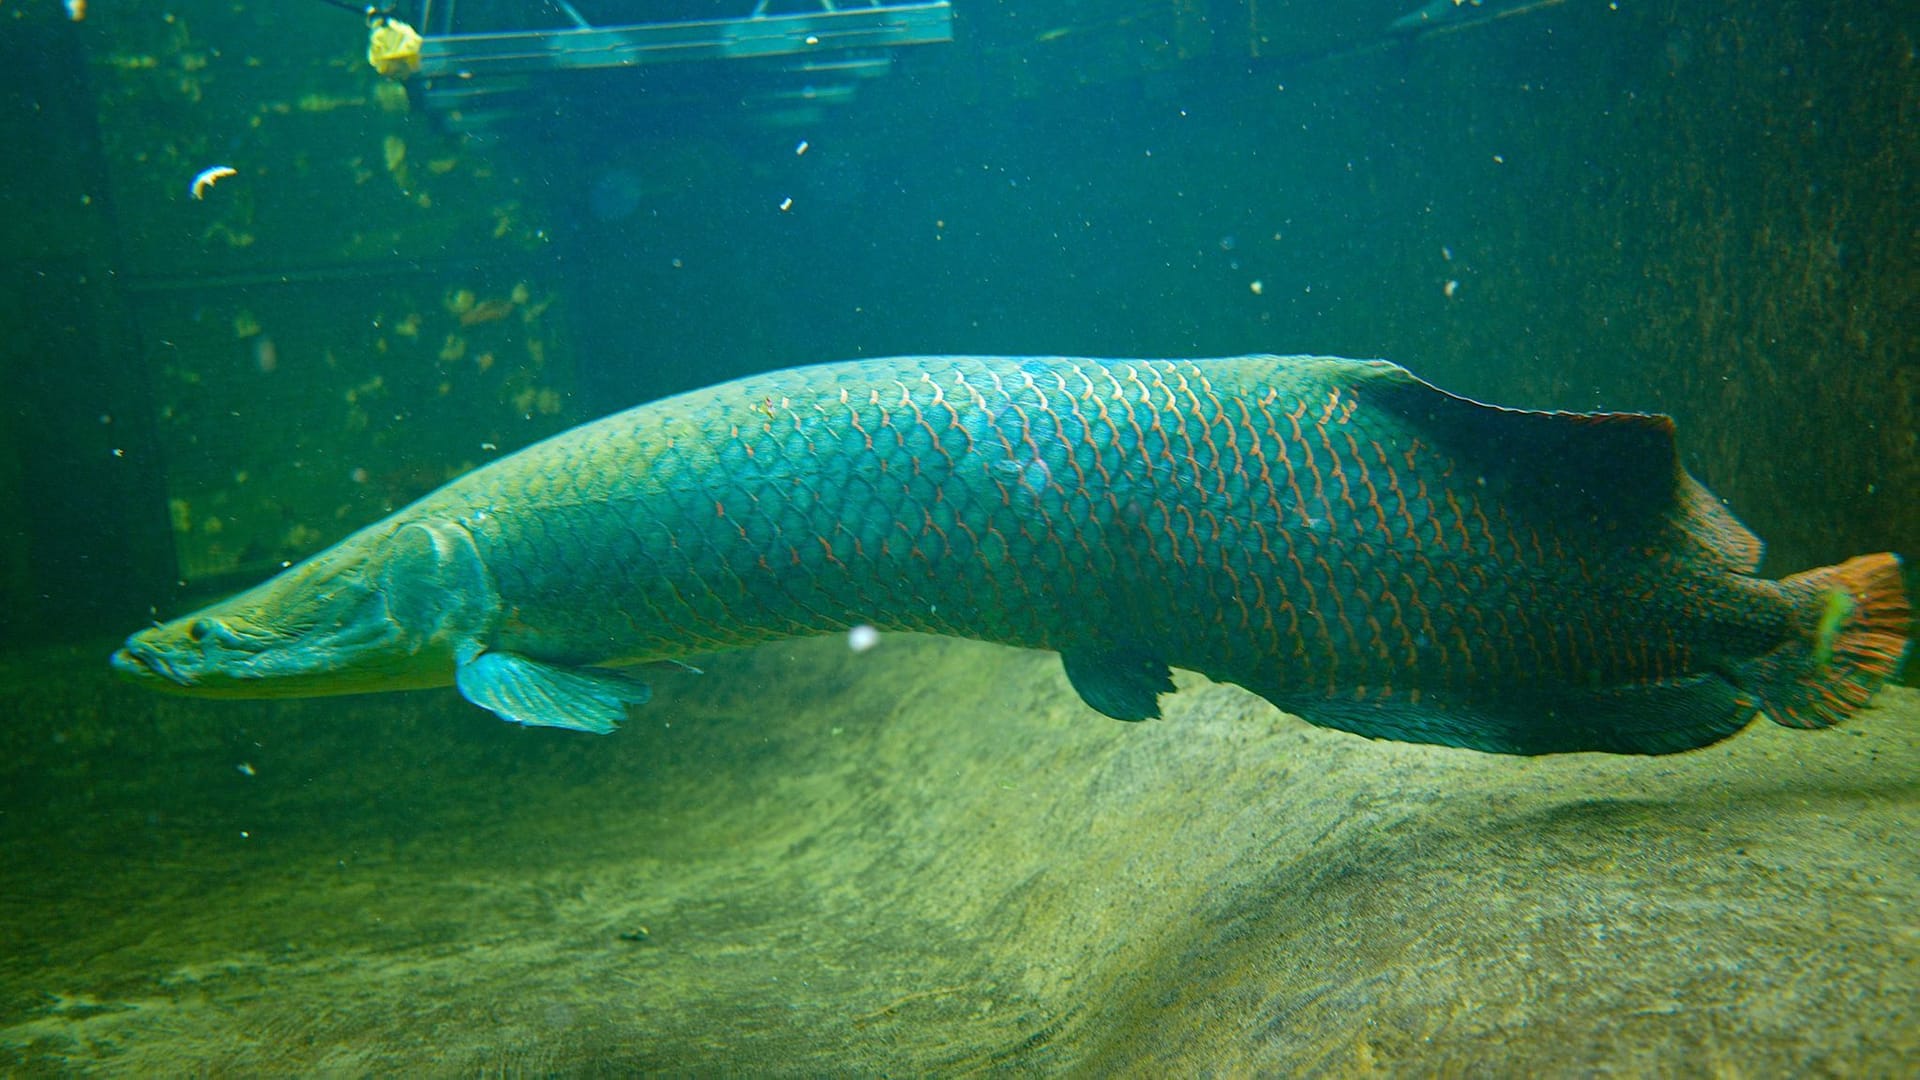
[1,636,1914,1073]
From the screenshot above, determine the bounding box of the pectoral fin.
[455,651,652,734]
[1060,646,1175,722]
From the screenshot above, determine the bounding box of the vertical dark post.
[0,20,173,649]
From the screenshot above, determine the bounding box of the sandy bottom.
[1,635,1914,1074]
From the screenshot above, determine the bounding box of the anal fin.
[455,651,653,734]
[1060,646,1175,722]
[1264,675,1758,756]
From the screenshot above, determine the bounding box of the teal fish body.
[114,355,1910,754]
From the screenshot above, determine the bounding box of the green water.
[0,0,1914,1072]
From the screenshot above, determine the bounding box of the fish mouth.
[111,641,192,686]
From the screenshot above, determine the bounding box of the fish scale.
[114,355,1910,755]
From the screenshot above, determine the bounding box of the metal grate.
[405,1,953,133]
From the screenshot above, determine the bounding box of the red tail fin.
[1749,553,1910,729]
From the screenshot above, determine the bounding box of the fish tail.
[1743,553,1911,729]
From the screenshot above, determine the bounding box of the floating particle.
[1444,279,1460,298]
[1249,279,1264,295]
[190,165,236,200]
[795,140,810,156]
[778,196,794,212]
[848,624,880,652]
[236,762,256,777]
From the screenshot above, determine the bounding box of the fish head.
[112,518,495,699]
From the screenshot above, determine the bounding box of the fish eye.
[187,618,213,643]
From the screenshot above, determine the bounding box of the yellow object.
[368,19,423,79]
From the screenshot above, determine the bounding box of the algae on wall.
[78,0,583,587]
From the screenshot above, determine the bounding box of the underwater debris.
[190,165,237,200]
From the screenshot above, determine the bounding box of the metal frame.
[410,1,953,79]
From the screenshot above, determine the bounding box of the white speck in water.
[848,624,880,653]
[237,762,256,777]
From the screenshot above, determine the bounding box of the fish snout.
[110,637,189,686]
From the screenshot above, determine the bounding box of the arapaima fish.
[113,355,1910,755]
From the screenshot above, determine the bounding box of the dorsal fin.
[1346,362,1761,572]
[1673,471,1764,572]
